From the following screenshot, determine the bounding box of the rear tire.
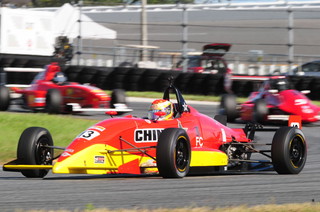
[45,89,62,114]
[17,127,54,178]
[219,94,238,122]
[156,128,191,178]
[0,85,10,111]
[253,98,268,123]
[271,127,307,174]
[110,89,126,108]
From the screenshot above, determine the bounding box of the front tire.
[45,89,62,114]
[17,127,54,178]
[271,127,307,174]
[0,85,10,111]
[156,128,191,178]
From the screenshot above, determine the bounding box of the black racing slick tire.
[17,127,54,178]
[271,127,307,174]
[110,89,126,108]
[0,85,10,111]
[253,98,268,123]
[219,94,238,122]
[45,89,62,114]
[156,128,191,178]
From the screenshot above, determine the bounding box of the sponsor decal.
[90,126,106,132]
[290,122,300,129]
[140,159,157,167]
[195,136,204,147]
[34,97,45,103]
[65,148,74,153]
[182,102,188,112]
[221,128,227,143]
[78,130,100,140]
[28,95,35,104]
[61,152,71,157]
[94,156,105,164]
[134,128,164,143]
[66,88,73,95]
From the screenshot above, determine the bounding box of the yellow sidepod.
[190,149,228,167]
[52,144,154,175]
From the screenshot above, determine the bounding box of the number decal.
[78,130,100,140]
[295,99,307,105]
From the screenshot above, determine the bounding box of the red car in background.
[0,62,131,114]
[220,76,320,123]
[176,43,232,74]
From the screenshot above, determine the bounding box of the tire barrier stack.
[65,66,227,96]
[6,72,38,84]
[4,65,320,100]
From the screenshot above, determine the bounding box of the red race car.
[220,76,320,123]
[3,83,307,178]
[0,62,131,114]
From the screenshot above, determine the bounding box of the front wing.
[3,144,230,175]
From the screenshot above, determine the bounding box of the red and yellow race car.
[0,62,131,114]
[3,83,307,178]
[220,76,320,123]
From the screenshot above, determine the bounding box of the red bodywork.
[240,76,320,123]
[53,103,250,175]
[12,63,111,110]
[52,85,251,175]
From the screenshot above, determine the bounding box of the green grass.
[16,202,320,212]
[0,112,97,163]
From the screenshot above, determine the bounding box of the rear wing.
[202,43,231,57]
[0,67,44,87]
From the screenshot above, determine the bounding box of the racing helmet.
[53,72,67,84]
[148,99,174,121]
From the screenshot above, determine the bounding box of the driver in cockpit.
[148,99,174,121]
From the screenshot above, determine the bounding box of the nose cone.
[52,144,109,174]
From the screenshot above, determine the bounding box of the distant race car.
[176,43,232,74]
[3,82,307,178]
[0,62,131,114]
[220,76,320,123]
[291,60,320,76]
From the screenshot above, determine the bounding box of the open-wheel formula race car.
[0,63,132,114]
[220,76,320,123]
[3,83,307,178]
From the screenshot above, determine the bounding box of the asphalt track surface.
[1,99,320,211]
